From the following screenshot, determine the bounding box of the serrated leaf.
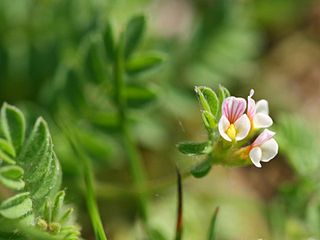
[1,103,25,154]
[0,192,32,219]
[124,15,145,58]
[207,207,219,240]
[195,87,220,118]
[191,158,213,178]
[177,141,212,156]
[125,85,157,108]
[126,52,165,75]
[103,22,115,62]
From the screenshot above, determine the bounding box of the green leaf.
[0,149,15,164]
[1,103,25,154]
[0,138,15,157]
[0,192,33,219]
[202,111,217,130]
[124,15,146,58]
[126,52,166,75]
[195,86,220,118]
[177,141,212,156]
[86,37,108,84]
[0,165,24,179]
[52,191,65,222]
[18,118,61,209]
[103,21,115,62]
[218,85,230,105]
[125,85,157,108]
[191,158,212,178]
[207,207,219,240]
[0,176,25,190]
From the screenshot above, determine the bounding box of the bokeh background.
[1,0,320,239]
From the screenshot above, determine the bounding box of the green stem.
[175,169,183,240]
[58,118,108,240]
[114,33,149,222]
[83,156,108,240]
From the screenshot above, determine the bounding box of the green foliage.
[124,15,146,59]
[207,207,219,240]
[177,141,212,156]
[0,103,79,239]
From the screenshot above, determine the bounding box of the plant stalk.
[114,32,149,222]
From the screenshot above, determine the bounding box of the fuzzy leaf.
[0,103,25,154]
[177,141,212,156]
[0,192,33,219]
[195,87,220,118]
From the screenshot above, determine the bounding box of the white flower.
[249,129,278,168]
[247,89,273,129]
[218,96,251,142]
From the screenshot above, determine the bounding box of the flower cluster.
[218,89,278,168]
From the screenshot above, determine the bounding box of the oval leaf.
[177,141,212,156]
[124,15,146,58]
[126,52,165,75]
[1,103,25,154]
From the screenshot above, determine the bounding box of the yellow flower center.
[226,124,237,140]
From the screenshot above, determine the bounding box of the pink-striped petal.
[234,114,251,141]
[222,97,246,123]
[252,129,275,147]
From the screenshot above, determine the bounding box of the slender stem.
[83,155,108,240]
[58,117,108,240]
[175,169,183,240]
[113,33,148,222]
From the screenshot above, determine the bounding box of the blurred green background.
[1,0,320,239]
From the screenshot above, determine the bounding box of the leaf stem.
[175,168,183,240]
[114,33,149,222]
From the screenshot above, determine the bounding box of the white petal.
[249,147,262,168]
[253,113,273,128]
[218,115,232,142]
[255,100,269,115]
[260,138,278,162]
[234,114,251,141]
[252,129,276,147]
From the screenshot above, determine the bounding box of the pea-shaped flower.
[247,89,273,129]
[218,97,250,142]
[249,129,278,168]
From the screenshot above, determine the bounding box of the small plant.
[0,103,80,239]
[178,86,278,178]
